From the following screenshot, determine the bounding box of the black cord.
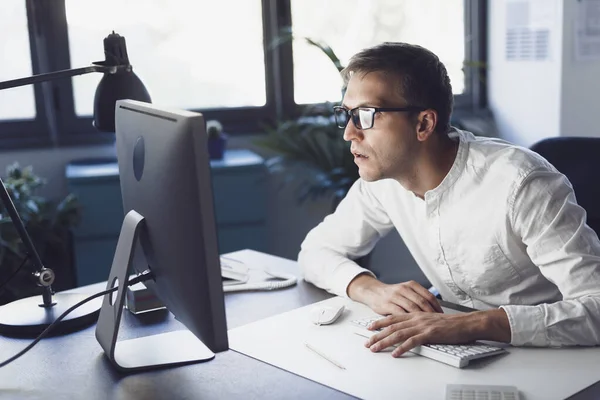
[0,270,153,368]
[0,255,29,294]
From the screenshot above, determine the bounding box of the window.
[291,0,465,105]
[0,0,486,149]
[0,1,35,120]
[65,0,266,116]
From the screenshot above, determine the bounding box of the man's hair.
[342,42,453,134]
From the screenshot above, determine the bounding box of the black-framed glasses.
[333,106,426,130]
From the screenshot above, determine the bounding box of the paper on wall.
[575,0,600,61]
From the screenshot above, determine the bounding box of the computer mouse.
[310,304,345,325]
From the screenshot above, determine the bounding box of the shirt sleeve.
[502,168,600,346]
[298,179,395,297]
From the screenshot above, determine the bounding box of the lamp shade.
[93,70,151,132]
[93,31,151,132]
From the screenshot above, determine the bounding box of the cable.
[0,255,29,294]
[0,270,153,369]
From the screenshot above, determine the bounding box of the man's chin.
[358,169,381,182]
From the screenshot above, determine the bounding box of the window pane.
[291,0,465,104]
[66,0,266,116]
[0,1,36,120]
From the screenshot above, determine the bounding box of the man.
[298,42,600,358]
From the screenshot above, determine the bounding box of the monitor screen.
[97,99,228,368]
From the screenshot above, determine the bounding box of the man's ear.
[416,110,437,142]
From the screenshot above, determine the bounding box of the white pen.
[304,342,346,370]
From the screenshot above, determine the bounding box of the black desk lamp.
[0,31,151,336]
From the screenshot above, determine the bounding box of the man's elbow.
[297,246,315,283]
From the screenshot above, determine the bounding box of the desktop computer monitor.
[95,99,228,372]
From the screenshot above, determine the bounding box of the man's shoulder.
[461,130,554,179]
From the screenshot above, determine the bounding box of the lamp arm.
[0,62,127,295]
[0,177,56,306]
[0,63,129,91]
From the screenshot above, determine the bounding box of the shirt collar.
[424,127,470,200]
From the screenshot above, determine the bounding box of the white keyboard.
[446,384,519,400]
[352,316,507,368]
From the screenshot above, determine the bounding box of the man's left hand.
[364,309,511,357]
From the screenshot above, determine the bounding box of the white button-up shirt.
[298,129,600,347]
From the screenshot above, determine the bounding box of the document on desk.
[228,297,600,400]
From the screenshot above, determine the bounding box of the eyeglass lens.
[356,109,373,130]
[334,108,349,128]
[334,108,373,130]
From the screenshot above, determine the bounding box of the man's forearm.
[467,308,512,343]
[346,273,383,303]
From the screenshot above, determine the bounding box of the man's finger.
[365,323,396,347]
[369,326,421,352]
[366,319,414,346]
[396,289,437,313]
[368,314,403,331]
[391,295,429,313]
[385,304,408,315]
[391,333,429,357]
[407,283,443,313]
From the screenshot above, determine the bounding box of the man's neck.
[403,134,459,199]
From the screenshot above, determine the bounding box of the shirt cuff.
[500,304,549,346]
[330,260,376,298]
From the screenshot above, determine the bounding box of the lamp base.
[0,293,102,337]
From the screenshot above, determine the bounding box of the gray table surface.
[0,278,598,399]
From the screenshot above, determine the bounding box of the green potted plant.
[256,103,358,209]
[257,33,356,209]
[0,163,81,305]
[206,119,228,160]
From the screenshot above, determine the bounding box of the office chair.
[530,137,600,237]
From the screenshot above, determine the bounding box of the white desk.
[1,249,599,399]
[229,251,600,400]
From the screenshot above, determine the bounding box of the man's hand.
[347,274,443,315]
[364,309,511,357]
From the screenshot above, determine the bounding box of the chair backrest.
[530,137,600,237]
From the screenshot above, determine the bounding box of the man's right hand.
[347,274,443,315]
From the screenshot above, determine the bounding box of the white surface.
[229,296,600,400]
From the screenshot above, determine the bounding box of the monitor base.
[95,210,216,373]
[114,330,215,372]
[0,293,101,337]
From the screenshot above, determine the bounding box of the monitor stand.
[95,210,215,373]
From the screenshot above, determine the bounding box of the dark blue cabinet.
[66,149,267,286]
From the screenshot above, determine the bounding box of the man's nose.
[343,121,362,142]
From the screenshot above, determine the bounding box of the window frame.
[0,0,486,150]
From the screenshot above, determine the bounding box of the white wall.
[487,0,564,147]
[488,0,600,146]
[560,1,600,138]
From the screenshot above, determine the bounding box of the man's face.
[342,71,420,182]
